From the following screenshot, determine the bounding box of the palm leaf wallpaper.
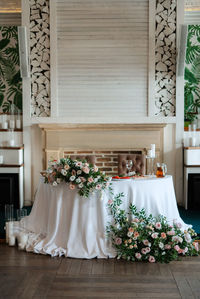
[0,26,22,113]
[184,25,200,122]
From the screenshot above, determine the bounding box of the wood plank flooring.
[0,244,200,298]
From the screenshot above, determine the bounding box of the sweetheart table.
[15,175,190,258]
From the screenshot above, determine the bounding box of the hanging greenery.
[0,26,22,113]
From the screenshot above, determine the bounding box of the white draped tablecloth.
[18,175,190,258]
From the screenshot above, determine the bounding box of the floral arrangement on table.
[107,193,199,263]
[44,157,110,197]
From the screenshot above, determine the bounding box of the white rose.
[127,231,133,237]
[56,178,61,184]
[61,169,67,176]
[70,176,76,181]
[184,233,192,243]
[76,177,81,183]
[77,170,82,175]
[53,181,57,186]
[159,242,164,249]
[78,183,83,188]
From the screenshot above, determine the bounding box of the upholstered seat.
[70,155,96,165]
[118,154,146,176]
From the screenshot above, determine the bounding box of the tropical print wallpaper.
[0,26,22,114]
[184,25,200,122]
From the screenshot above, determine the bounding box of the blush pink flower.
[88,177,94,183]
[149,256,156,263]
[161,232,167,239]
[108,199,113,205]
[146,247,151,253]
[115,237,122,245]
[174,245,180,252]
[69,183,75,190]
[143,239,149,246]
[96,184,102,190]
[76,161,83,167]
[82,166,90,174]
[128,227,134,233]
[164,244,171,250]
[135,252,142,259]
[155,222,162,229]
[80,177,86,183]
[151,232,159,239]
[141,248,147,255]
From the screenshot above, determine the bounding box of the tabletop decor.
[107,193,199,263]
[44,157,110,197]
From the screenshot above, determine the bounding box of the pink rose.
[155,222,162,229]
[82,166,90,174]
[96,184,102,190]
[80,177,86,183]
[108,199,113,205]
[151,232,159,239]
[88,177,94,183]
[161,232,167,239]
[149,256,156,263]
[69,183,75,190]
[143,239,149,246]
[128,227,134,233]
[174,245,180,252]
[135,253,142,259]
[141,248,147,255]
[76,161,83,167]
[146,247,151,253]
[115,237,122,245]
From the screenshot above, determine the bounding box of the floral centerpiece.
[44,157,110,197]
[107,193,199,263]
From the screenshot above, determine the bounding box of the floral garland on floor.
[44,157,110,197]
[106,193,199,263]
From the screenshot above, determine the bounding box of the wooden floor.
[0,244,200,299]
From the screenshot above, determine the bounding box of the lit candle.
[150,144,156,158]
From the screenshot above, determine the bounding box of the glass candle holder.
[5,204,14,222]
